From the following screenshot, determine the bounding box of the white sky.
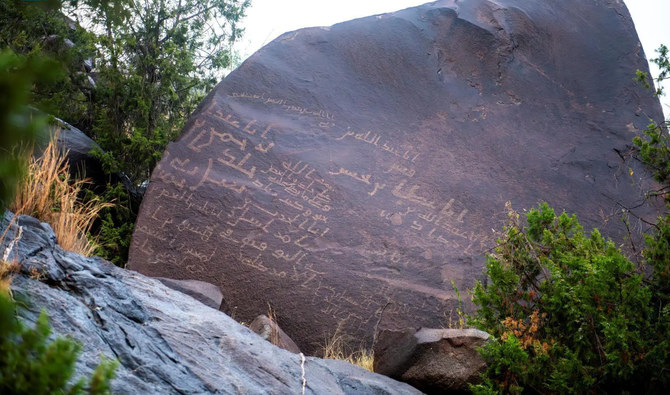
[235,0,670,116]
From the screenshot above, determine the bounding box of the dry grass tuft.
[443,279,467,329]
[322,324,374,372]
[0,216,22,297]
[0,260,19,297]
[266,304,281,348]
[10,131,111,256]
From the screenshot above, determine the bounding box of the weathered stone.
[1,211,421,395]
[157,277,226,310]
[374,327,489,394]
[250,314,302,354]
[128,0,665,354]
[373,328,420,378]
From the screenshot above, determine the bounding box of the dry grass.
[444,308,467,329]
[322,325,374,372]
[266,304,281,348]
[0,260,19,297]
[0,216,22,297]
[443,279,467,329]
[9,131,111,256]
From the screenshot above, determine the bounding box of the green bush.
[89,183,136,267]
[0,293,117,394]
[470,43,670,394]
[469,203,670,394]
[0,0,97,130]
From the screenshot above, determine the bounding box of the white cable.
[299,352,306,395]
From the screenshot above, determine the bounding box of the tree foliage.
[0,0,249,265]
[471,45,670,394]
[635,44,669,98]
[633,44,670,199]
[470,203,669,393]
[68,0,249,183]
[1,0,248,183]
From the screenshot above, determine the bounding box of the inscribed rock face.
[128,0,664,353]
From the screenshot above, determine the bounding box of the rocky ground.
[2,212,421,394]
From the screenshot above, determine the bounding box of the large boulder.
[373,328,489,394]
[1,212,421,395]
[127,0,665,354]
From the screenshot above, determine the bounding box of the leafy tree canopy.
[1,0,249,265]
[1,0,250,183]
[471,46,670,394]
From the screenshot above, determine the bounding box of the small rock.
[374,327,490,394]
[249,314,302,354]
[156,277,226,310]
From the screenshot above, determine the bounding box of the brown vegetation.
[0,214,21,296]
[321,324,374,371]
[10,132,110,256]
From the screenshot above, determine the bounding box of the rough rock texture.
[128,0,665,354]
[1,212,421,395]
[374,328,489,394]
[249,314,302,354]
[157,277,226,310]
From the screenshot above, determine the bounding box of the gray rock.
[2,211,421,395]
[374,327,489,394]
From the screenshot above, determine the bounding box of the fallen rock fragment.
[249,314,302,354]
[157,277,227,310]
[374,327,489,394]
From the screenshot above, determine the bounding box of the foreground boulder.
[1,212,421,395]
[374,328,489,394]
[128,0,665,354]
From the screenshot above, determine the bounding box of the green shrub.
[633,119,670,191]
[89,183,136,266]
[469,202,670,394]
[0,293,117,394]
[469,43,670,394]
